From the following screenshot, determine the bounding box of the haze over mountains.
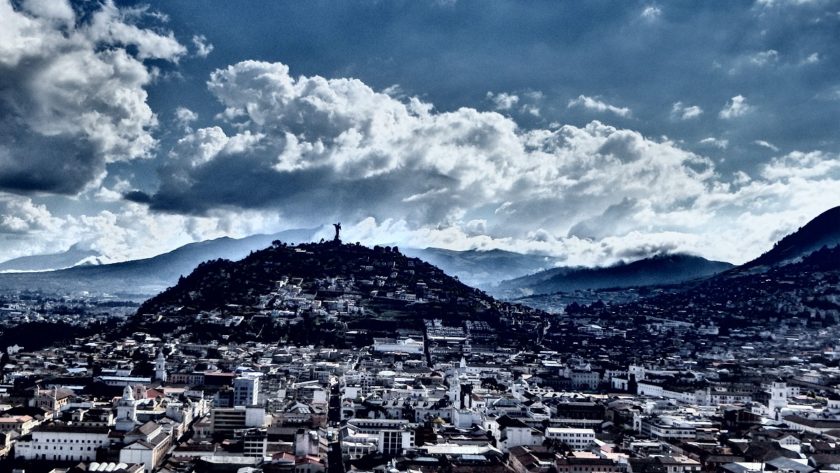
[0,243,103,272]
[1,205,839,299]
[0,228,318,296]
[400,247,559,288]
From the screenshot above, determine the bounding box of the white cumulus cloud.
[192,34,214,58]
[486,91,519,111]
[568,95,631,117]
[671,102,703,120]
[719,95,751,119]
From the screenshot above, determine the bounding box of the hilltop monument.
[333,222,341,243]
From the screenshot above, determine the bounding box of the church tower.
[769,379,788,419]
[115,385,138,431]
[155,351,167,383]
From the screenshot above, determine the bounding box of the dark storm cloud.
[123,190,153,204]
[0,0,184,195]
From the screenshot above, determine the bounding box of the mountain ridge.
[494,253,734,298]
[741,206,840,269]
[0,243,103,272]
[400,247,557,288]
[0,228,318,295]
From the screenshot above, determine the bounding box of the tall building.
[233,374,261,407]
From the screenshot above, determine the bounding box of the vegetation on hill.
[134,241,548,348]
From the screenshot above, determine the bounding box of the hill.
[400,247,557,288]
[494,253,733,298]
[0,228,317,296]
[133,241,548,350]
[743,206,840,269]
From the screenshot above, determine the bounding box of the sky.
[0,0,839,266]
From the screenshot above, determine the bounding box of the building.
[154,351,167,383]
[234,374,261,407]
[15,424,111,461]
[115,385,139,432]
[210,406,266,434]
[119,421,172,472]
[0,415,37,435]
[545,427,596,451]
[344,418,415,456]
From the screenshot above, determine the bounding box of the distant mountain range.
[1,204,838,298]
[0,234,552,296]
[401,247,558,288]
[493,253,734,298]
[0,228,318,296]
[0,243,103,272]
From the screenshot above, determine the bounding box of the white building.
[154,352,167,383]
[234,374,261,407]
[491,416,544,452]
[545,427,596,450]
[344,418,414,456]
[15,424,111,461]
[119,421,172,472]
[372,337,424,355]
[115,385,139,432]
[210,406,266,434]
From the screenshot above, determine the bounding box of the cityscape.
[1,1,840,473]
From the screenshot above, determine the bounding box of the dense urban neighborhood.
[0,223,838,473]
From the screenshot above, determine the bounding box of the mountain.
[743,206,840,269]
[0,243,103,272]
[553,244,840,329]
[494,253,734,298]
[0,228,318,296]
[132,241,548,348]
[400,247,557,288]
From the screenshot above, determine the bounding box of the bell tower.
[115,385,138,431]
[155,351,167,383]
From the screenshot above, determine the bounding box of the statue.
[333,222,341,242]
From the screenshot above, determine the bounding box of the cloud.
[0,194,58,235]
[641,5,662,19]
[749,49,779,66]
[760,151,840,180]
[135,62,714,246]
[568,95,631,117]
[754,140,780,151]
[802,52,820,64]
[174,107,199,131]
[192,34,214,58]
[0,0,184,195]
[486,91,519,111]
[755,0,823,7]
[671,102,703,120]
[698,137,729,149]
[116,60,840,267]
[0,194,288,265]
[719,95,751,119]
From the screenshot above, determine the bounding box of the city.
[2,1,840,473]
